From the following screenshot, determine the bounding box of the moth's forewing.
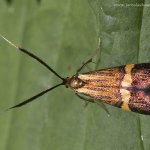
[75,63,150,115]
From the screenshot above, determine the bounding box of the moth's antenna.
[0,34,64,81]
[7,83,64,110]
[0,34,66,109]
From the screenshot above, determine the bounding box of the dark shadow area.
[37,0,41,4]
[6,0,12,5]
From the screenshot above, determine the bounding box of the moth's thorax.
[65,74,85,89]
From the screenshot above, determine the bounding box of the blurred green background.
[0,0,150,150]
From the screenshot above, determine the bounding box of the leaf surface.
[0,0,149,150]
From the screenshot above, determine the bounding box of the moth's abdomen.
[76,63,150,115]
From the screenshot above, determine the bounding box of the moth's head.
[64,75,84,89]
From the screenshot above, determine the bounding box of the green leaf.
[0,0,149,150]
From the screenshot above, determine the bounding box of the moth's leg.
[75,93,94,107]
[76,93,110,116]
[76,93,94,103]
[94,99,110,117]
[77,37,101,73]
[77,58,94,73]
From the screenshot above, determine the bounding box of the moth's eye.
[70,78,83,89]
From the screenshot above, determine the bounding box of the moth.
[1,35,150,115]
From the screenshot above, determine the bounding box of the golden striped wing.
[75,63,150,115]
